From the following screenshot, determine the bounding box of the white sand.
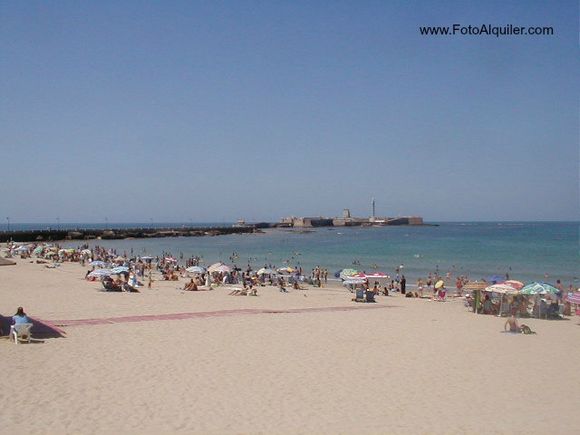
[1,259,579,434]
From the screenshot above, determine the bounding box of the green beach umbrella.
[339,268,359,280]
[520,282,559,319]
[520,282,559,295]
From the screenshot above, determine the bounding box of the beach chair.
[353,288,366,302]
[10,323,33,344]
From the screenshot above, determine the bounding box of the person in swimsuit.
[504,314,521,333]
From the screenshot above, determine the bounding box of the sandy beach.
[1,259,579,434]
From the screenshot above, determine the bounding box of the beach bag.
[521,325,536,335]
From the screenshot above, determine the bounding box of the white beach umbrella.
[485,284,520,317]
[208,262,226,273]
[186,266,206,274]
[214,265,231,273]
[257,268,274,275]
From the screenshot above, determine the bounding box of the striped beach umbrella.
[567,292,580,304]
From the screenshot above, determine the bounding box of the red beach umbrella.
[504,280,524,290]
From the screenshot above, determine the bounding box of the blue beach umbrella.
[111,266,129,274]
[487,275,505,284]
[88,269,113,278]
[89,260,106,267]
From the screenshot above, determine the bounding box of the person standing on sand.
[417,278,424,297]
[400,275,406,295]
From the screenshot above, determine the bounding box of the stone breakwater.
[0,226,257,243]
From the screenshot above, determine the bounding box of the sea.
[6,222,579,286]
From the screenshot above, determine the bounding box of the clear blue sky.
[1,1,577,223]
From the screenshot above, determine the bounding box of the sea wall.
[0,226,256,243]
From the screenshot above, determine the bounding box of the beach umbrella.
[504,280,524,290]
[520,282,559,295]
[14,246,29,253]
[32,246,43,255]
[343,278,366,285]
[487,275,505,284]
[339,268,359,280]
[257,268,274,275]
[521,282,559,319]
[485,284,520,316]
[141,256,154,261]
[89,260,106,267]
[111,266,129,274]
[164,257,178,263]
[214,264,231,273]
[186,266,206,274]
[435,280,445,289]
[485,284,520,295]
[88,269,113,278]
[363,272,388,279]
[566,292,580,304]
[81,249,92,255]
[277,267,295,274]
[207,261,223,272]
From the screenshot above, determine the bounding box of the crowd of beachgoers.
[3,241,579,322]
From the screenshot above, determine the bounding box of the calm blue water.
[48,222,579,286]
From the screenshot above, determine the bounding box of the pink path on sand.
[45,305,390,329]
